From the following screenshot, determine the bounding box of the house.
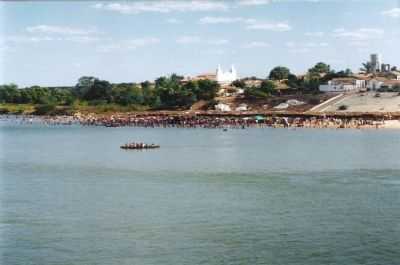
[215,103,231,112]
[243,79,263,88]
[319,78,367,92]
[380,80,400,90]
[366,77,386,91]
[391,71,400,80]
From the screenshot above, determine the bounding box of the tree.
[393,84,400,92]
[197,79,219,100]
[141,81,157,106]
[309,62,331,74]
[269,66,290,80]
[183,81,199,95]
[303,62,333,91]
[232,79,246,88]
[287,74,299,88]
[155,76,180,107]
[244,86,268,99]
[83,79,112,102]
[0,84,19,103]
[75,76,97,97]
[360,62,372,73]
[345,68,353,76]
[303,76,321,91]
[112,83,144,105]
[244,81,276,99]
[170,73,184,84]
[260,80,276,94]
[50,88,75,105]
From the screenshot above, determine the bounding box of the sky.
[1,0,400,87]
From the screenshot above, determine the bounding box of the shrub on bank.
[0,108,10,114]
[34,103,57,115]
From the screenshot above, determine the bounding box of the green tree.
[360,62,372,73]
[309,62,331,74]
[141,81,157,106]
[75,76,97,97]
[392,84,400,92]
[232,79,246,88]
[0,84,20,103]
[84,79,112,102]
[244,81,276,99]
[196,79,219,100]
[287,74,299,88]
[269,66,290,80]
[260,80,276,94]
[120,85,144,105]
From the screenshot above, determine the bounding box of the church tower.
[230,65,237,78]
[216,64,238,84]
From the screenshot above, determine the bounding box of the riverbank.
[2,111,400,129]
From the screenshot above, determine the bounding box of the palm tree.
[360,62,373,73]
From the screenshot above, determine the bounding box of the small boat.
[120,143,160,150]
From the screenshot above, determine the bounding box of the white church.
[216,65,238,85]
[185,65,239,86]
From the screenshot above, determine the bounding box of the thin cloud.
[26,25,98,35]
[246,22,291,31]
[176,36,229,45]
[199,16,252,24]
[166,18,183,24]
[243,41,270,48]
[5,35,102,43]
[237,0,271,6]
[207,39,230,45]
[97,37,160,52]
[305,31,325,37]
[382,8,400,18]
[0,44,14,53]
[6,36,56,43]
[202,49,227,55]
[304,42,328,47]
[332,28,384,40]
[93,1,229,14]
[285,41,328,53]
[289,48,310,54]
[176,36,201,44]
[199,16,291,31]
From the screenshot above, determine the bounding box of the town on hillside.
[183,53,400,113]
[1,53,400,115]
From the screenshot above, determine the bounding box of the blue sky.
[1,0,400,87]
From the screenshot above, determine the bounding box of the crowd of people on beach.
[0,113,390,129]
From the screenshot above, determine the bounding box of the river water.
[1,121,400,265]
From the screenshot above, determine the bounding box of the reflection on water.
[1,123,400,265]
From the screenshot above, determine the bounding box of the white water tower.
[370,54,382,73]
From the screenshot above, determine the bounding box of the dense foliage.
[0,84,75,105]
[3,60,396,112]
[269,66,291,81]
[244,80,277,99]
[0,74,220,109]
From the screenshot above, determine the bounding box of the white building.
[367,78,385,91]
[216,65,238,85]
[215,103,231,112]
[319,78,367,92]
